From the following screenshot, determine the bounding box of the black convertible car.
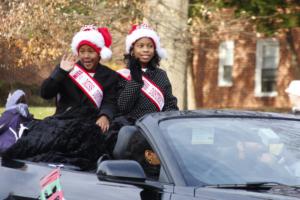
[1,110,300,199]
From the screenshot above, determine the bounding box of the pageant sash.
[117,68,165,111]
[69,64,103,108]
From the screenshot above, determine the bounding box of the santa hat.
[71,25,112,60]
[285,80,300,96]
[126,23,167,59]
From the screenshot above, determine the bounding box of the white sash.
[69,64,103,108]
[117,68,165,111]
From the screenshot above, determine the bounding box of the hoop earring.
[147,158,153,164]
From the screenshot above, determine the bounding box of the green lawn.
[0,107,55,120]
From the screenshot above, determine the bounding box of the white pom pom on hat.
[71,25,112,60]
[125,23,167,59]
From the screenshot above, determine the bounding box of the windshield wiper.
[206,182,299,191]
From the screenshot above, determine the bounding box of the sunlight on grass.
[0,107,55,120]
[29,107,55,119]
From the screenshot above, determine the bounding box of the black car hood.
[195,187,300,200]
[0,160,144,200]
[2,159,300,200]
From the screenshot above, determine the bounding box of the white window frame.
[218,40,234,87]
[255,38,280,97]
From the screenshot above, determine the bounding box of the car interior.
[111,125,163,181]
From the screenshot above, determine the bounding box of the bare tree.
[143,0,191,109]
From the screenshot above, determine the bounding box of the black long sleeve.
[96,70,119,120]
[40,65,68,99]
[117,67,178,120]
[117,79,143,114]
[40,63,118,118]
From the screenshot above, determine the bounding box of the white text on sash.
[117,69,165,111]
[69,64,103,108]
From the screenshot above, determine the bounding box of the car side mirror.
[97,160,146,183]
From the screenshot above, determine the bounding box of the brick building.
[191,17,300,111]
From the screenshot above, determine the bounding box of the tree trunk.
[144,0,189,110]
[286,28,300,79]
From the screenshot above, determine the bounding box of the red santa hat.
[71,25,112,60]
[126,23,167,59]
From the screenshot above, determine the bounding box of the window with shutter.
[218,40,234,87]
[255,39,279,97]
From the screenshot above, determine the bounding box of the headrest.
[113,126,139,159]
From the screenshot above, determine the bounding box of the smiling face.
[132,37,155,66]
[78,45,100,70]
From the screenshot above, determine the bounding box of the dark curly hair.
[125,132,160,180]
[124,46,161,70]
[125,132,151,163]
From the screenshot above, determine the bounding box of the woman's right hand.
[60,54,77,72]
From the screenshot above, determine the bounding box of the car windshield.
[159,117,300,186]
